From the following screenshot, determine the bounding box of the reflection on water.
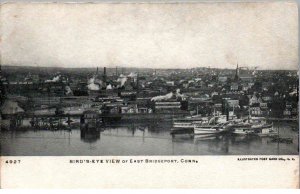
[0,121,298,156]
[80,130,101,143]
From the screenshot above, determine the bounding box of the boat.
[172,112,229,135]
[194,134,220,141]
[190,113,231,135]
[245,117,277,137]
[172,119,195,129]
[194,122,229,135]
[228,121,254,135]
[229,107,277,136]
[249,117,267,127]
[171,105,216,133]
[232,126,254,135]
[251,123,277,137]
[171,115,208,134]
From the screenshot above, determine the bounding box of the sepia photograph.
[0,1,298,156]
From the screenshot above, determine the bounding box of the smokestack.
[136,72,139,91]
[96,67,99,75]
[116,66,118,76]
[234,63,239,81]
[103,67,107,85]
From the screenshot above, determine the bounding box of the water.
[0,121,298,155]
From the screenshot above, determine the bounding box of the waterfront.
[1,121,298,156]
[1,64,299,156]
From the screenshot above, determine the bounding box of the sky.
[0,2,298,70]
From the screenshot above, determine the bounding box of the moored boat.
[171,115,208,134]
[232,127,254,135]
[251,123,277,137]
[194,122,229,135]
[194,134,221,141]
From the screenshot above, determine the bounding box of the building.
[250,106,262,116]
[1,100,25,129]
[230,83,239,91]
[218,76,228,83]
[154,101,181,113]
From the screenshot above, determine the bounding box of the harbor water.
[0,120,298,156]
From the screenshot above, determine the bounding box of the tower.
[102,67,107,90]
[103,67,106,80]
[234,63,239,81]
[136,71,139,91]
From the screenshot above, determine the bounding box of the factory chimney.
[234,63,239,81]
[103,67,107,82]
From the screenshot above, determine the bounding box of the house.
[230,83,239,91]
[137,107,148,114]
[249,94,259,105]
[248,82,255,87]
[242,85,250,91]
[240,76,253,83]
[226,99,240,108]
[1,100,25,129]
[262,82,272,91]
[260,102,268,109]
[1,100,24,116]
[218,76,227,83]
[250,106,262,116]
[291,107,298,118]
[283,103,293,118]
[166,81,175,86]
[213,103,222,115]
[262,96,272,102]
[211,92,219,97]
[208,83,215,88]
[121,104,138,114]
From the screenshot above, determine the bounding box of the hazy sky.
[0,2,298,70]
